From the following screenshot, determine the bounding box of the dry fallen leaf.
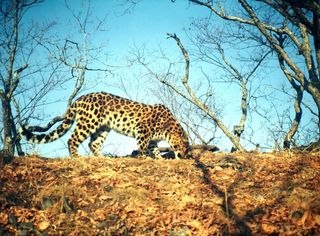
[37,220,50,230]
[94,209,107,221]
[261,222,278,234]
[0,212,8,225]
[0,153,319,235]
[99,195,112,201]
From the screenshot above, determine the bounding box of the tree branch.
[167,33,246,152]
[6,0,19,97]
[8,63,28,98]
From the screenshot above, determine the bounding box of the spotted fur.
[20,92,190,158]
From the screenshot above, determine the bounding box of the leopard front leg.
[135,125,153,158]
[136,136,150,157]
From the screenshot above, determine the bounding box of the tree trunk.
[231,125,244,152]
[2,97,15,155]
[283,87,303,149]
[9,111,24,156]
[308,86,320,135]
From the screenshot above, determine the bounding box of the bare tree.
[189,0,320,147]
[165,33,262,152]
[186,21,273,150]
[0,0,43,155]
[20,0,111,156]
[0,0,110,156]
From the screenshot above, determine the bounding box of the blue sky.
[30,0,206,56]
[19,0,317,157]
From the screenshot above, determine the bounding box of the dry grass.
[0,151,319,235]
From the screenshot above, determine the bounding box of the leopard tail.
[19,104,76,144]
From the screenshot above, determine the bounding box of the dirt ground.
[0,151,319,235]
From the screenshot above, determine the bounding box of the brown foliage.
[0,151,319,235]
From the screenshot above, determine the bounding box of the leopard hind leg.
[147,140,162,159]
[89,125,110,157]
[68,122,91,158]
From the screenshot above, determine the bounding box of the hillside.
[0,151,319,235]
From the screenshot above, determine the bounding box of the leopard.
[19,92,190,158]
